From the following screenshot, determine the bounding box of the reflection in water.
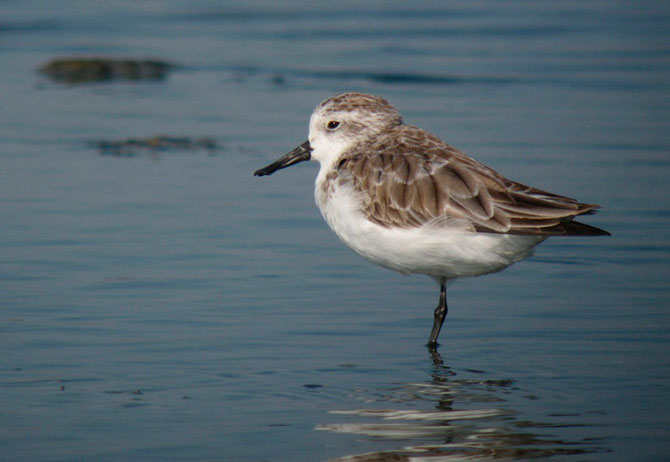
[317,351,609,461]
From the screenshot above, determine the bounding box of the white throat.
[308,126,352,187]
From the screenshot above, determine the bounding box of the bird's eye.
[327,120,340,131]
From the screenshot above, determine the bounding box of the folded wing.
[338,125,609,236]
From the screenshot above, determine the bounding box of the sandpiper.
[254,92,609,347]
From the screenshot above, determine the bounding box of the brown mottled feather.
[336,124,608,236]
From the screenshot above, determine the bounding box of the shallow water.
[1,1,669,461]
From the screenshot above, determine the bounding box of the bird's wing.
[338,125,606,236]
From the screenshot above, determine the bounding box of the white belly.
[315,179,545,280]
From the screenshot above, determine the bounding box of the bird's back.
[333,124,609,237]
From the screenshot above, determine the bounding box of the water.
[1,1,669,460]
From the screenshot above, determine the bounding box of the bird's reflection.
[317,349,609,461]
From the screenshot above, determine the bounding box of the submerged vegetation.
[40,58,175,84]
[92,136,218,157]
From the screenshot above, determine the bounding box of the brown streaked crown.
[315,93,403,135]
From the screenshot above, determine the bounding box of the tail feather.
[560,220,611,236]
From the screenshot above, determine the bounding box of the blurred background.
[1,1,669,461]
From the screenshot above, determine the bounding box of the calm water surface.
[1,1,669,461]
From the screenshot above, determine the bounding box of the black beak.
[254,141,312,177]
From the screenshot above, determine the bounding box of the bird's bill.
[254,141,312,176]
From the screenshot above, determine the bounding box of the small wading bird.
[254,92,609,348]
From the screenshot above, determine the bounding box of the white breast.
[314,171,545,280]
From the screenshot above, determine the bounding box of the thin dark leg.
[427,279,448,348]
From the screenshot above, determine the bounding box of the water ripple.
[318,352,610,461]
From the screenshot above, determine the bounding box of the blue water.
[1,1,669,461]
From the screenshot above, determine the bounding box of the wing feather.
[336,125,608,236]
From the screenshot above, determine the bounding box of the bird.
[254,92,609,348]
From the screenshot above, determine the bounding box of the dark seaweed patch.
[40,58,175,84]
